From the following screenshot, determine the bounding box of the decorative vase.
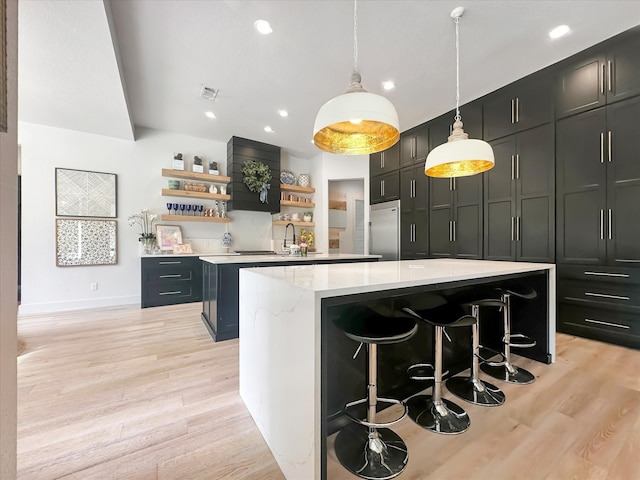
[300,246,308,257]
[140,236,155,255]
[303,214,312,222]
[297,174,310,187]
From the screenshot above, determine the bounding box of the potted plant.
[193,155,204,173]
[209,161,219,175]
[303,211,313,222]
[172,152,184,170]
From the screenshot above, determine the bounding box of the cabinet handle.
[511,98,515,124]
[449,221,453,241]
[600,132,605,163]
[516,216,521,242]
[511,155,515,180]
[159,291,182,296]
[412,137,416,159]
[608,209,612,240]
[453,178,456,190]
[381,152,385,169]
[511,216,515,241]
[381,179,385,197]
[608,130,612,162]
[515,97,519,123]
[159,274,181,278]
[516,154,520,179]
[600,209,604,240]
[600,64,605,94]
[452,220,456,242]
[585,318,629,329]
[413,223,416,243]
[607,60,612,92]
[585,292,630,301]
[413,179,416,198]
[584,271,630,278]
[159,261,181,265]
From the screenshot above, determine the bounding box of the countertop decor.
[128,209,157,254]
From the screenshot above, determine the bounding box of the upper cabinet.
[370,141,400,176]
[556,33,640,119]
[400,124,429,167]
[483,73,554,142]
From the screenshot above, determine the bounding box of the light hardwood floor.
[17,303,639,479]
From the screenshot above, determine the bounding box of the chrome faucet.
[283,222,296,248]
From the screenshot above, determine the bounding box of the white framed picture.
[156,224,183,251]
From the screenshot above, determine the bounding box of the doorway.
[327,179,365,254]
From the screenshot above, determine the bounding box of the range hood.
[226,136,281,213]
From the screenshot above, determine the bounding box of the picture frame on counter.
[156,224,183,251]
[55,168,117,218]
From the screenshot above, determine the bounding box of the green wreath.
[242,160,272,193]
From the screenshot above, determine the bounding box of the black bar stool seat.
[401,303,475,435]
[333,305,418,480]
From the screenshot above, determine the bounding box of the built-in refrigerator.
[369,200,401,261]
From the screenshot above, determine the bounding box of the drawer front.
[145,283,200,305]
[557,264,640,286]
[558,303,640,349]
[558,280,640,313]
[144,266,195,284]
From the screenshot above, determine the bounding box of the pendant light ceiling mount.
[424,6,495,178]
[313,0,400,155]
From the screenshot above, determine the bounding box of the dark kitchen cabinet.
[400,165,429,259]
[556,97,640,266]
[556,32,640,118]
[429,174,483,259]
[370,171,400,204]
[141,256,203,308]
[484,124,555,262]
[400,124,429,167]
[369,141,400,176]
[483,73,554,142]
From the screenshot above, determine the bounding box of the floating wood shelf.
[280,200,315,208]
[161,214,231,223]
[161,189,230,201]
[162,168,230,183]
[280,184,315,194]
[272,220,315,227]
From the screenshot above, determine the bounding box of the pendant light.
[424,7,494,177]
[313,0,399,155]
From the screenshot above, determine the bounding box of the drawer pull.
[584,318,630,329]
[159,261,182,265]
[584,271,629,278]
[159,291,182,296]
[584,292,630,300]
[159,274,182,278]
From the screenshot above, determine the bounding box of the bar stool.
[480,286,537,384]
[446,300,507,407]
[401,303,475,435]
[333,304,418,479]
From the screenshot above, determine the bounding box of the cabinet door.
[400,211,415,258]
[515,74,554,133]
[453,175,483,259]
[414,125,429,165]
[428,112,453,149]
[380,171,400,201]
[556,109,607,264]
[606,97,640,265]
[400,125,429,167]
[370,175,384,204]
[483,88,516,141]
[400,131,415,168]
[517,124,555,262]
[370,142,400,176]
[556,53,607,118]
[607,34,640,104]
[484,137,516,260]
[400,167,415,214]
[429,177,453,257]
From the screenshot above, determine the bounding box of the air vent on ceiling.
[199,86,219,101]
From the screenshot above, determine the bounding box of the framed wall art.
[55,219,117,266]
[156,224,183,251]
[55,168,117,218]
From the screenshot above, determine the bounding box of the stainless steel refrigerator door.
[370,200,400,261]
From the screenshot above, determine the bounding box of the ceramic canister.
[297,174,310,187]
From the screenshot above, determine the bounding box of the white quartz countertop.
[242,258,555,297]
[142,252,239,258]
[199,253,380,264]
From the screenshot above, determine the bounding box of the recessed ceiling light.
[264,126,274,133]
[278,110,289,117]
[382,81,395,90]
[205,111,216,119]
[549,25,571,39]
[254,19,273,35]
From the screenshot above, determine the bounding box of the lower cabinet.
[557,264,640,349]
[141,256,203,308]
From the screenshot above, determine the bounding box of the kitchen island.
[238,258,555,480]
[199,253,380,341]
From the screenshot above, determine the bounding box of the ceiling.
[18,0,640,159]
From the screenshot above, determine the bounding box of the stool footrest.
[407,363,449,382]
[507,333,537,349]
[344,397,408,428]
[477,346,507,367]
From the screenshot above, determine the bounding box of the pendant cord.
[454,15,461,121]
[353,0,358,73]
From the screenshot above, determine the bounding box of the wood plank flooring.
[17,303,639,479]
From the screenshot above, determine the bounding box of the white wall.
[1,1,19,477]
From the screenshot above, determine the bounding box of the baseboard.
[18,295,140,315]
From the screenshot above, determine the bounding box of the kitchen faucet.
[283,222,296,249]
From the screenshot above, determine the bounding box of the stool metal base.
[334,423,408,480]
[406,395,470,435]
[481,362,535,384]
[446,376,506,407]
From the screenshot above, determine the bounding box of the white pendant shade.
[425,137,495,177]
[313,91,400,155]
